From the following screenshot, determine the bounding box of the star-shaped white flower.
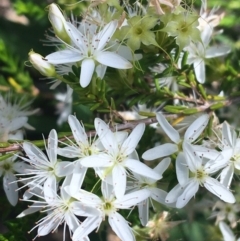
[18,129,69,196]
[45,20,132,88]
[0,155,29,206]
[70,182,149,241]
[80,118,161,199]
[184,24,231,83]
[127,157,171,226]
[165,142,235,208]
[18,175,92,241]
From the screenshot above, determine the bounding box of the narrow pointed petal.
[138,200,149,226]
[222,121,235,148]
[125,159,161,180]
[184,114,209,142]
[72,216,102,241]
[38,218,59,236]
[57,146,80,158]
[47,129,58,164]
[108,212,135,241]
[10,117,28,131]
[206,46,231,58]
[80,58,95,88]
[69,166,87,193]
[176,180,199,208]
[80,154,113,167]
[115,189,150,208]
[65,213,79,232]
[154,157,171,176]
[55,161,74,177]
[44,177,57,204]
[101,181,114,200]
[121,123,145,155]
[219,221,235,241]
[96,20,118,51]
[150,188,168,204]
[95,51,132,69]
[3,173,18,206]
[220,165,234,188]
[193,145,223,160]
[142,143,178,161]
[17,203,44,218]
[193,59,205,83]
[176,152,189,186]
[45,49,83,64]
[94,118,118,153]
[165,183,184,204]
[204,177,235,203]
[68,115,88,145]
[71,201,100,217]
[112,165,126,199]
[156,113,180,144]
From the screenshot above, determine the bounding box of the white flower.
[57,115,103,194]
[18,175,92,241]
[18,129,69,196]
[219,221,240,241]
[184,24,231,83]
[70,182,150,241]
[45,20,132,88]
[219,122,240,188]
[0,94,37,141]
[142,112,213,161]
[165,142,235,208]
[127,157,171,226]
[80,118,161,199]
[0,155,29,206]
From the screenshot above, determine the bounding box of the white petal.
[96,20,118,51]
[176,152,189,186]
[71,201,100,217]
[222,121,235,148]
[154,157,171,176]
[220,165,234,188]
[95,51,132,69]
[72,216,102,241]
[142,143,178,161]
[45,49,83,64]
[65,212,80,232]
[193,145,223,161]
[57,146,80,158]
[112,165,126,199]
[94,118,118,153]
[80,154,113,167]
[125,159,161,180]
[68,115,88,145]
[13,161,31,174]
[108,212,135,241]
[165,183,184,204]
[101,181,114,200]
[80,58,95,88]
[9,117,28,131]
[183,142,201,172]
[121,123,145,155]
[176,180,199,208]
[156,112,180,144]
[115,189,150,208]
[69,166,87,194]
[3,173,18,206]
[150,188,168,204]
[55,161,74,177]
[193,58,205,83]
[43,176,57,204]
[38,218,58,236]
[138,200,149,226]
[206,46,231,58]
[47,129,58,164]
[219,221,235,241]
[17,203,43,218]
[184,113,209,142]
[204,177,235,203]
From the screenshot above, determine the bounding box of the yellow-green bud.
[48,3,70,43]
[29,50,56,77]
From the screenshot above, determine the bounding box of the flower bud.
[29,50,56,77]
[48,3,70,43]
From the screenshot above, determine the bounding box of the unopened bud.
[48,3,70,43]
[29,50,56,77]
